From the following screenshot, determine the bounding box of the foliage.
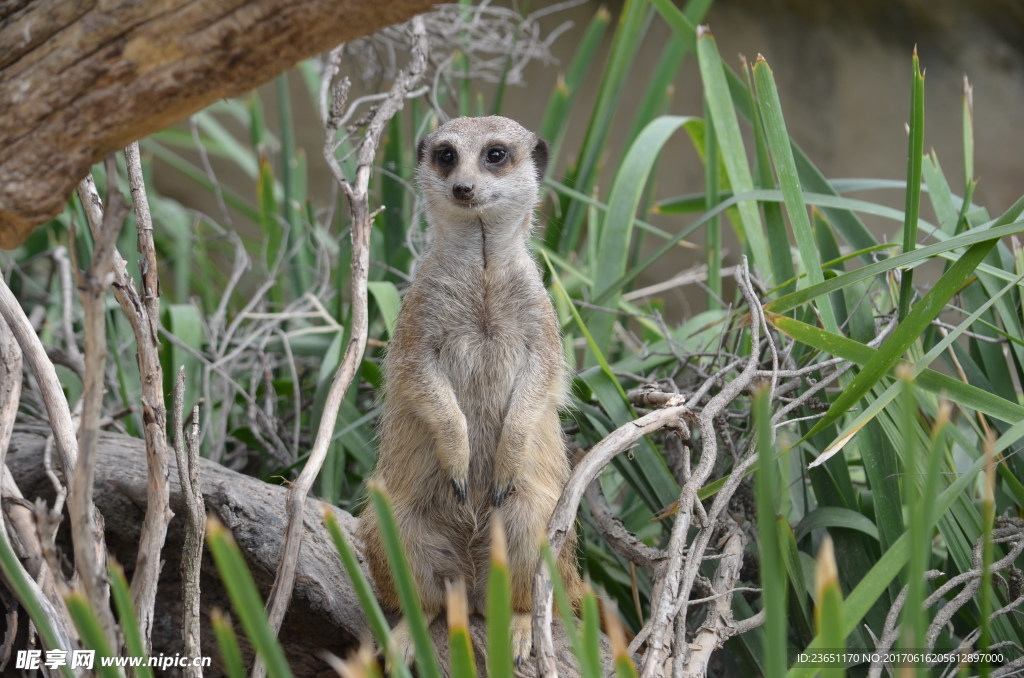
[3,0,1024,675]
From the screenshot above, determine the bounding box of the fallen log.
[6,421,598,676]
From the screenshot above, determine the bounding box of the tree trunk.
[0,0,436,248]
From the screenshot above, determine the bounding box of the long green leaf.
[323,510,412,678]
[368,486,444,678]
[66,593,121,678]
[898,50,926,320]
[753,56,838,333]
[0,531,75,678]
[212,609,247,678]
[589,115,698,351]
[206,519,293,678]
[697,27,771,279]
[802,237,1000,441]
[793,507,879,542]
[108,563,155,678]
[771,315,1024,426]
[486,518,513,678]
[445,578,476,678]
[755,388,786,678]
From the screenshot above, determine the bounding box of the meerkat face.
[416,116,549,226]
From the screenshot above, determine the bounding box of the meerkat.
[358,116,584,665]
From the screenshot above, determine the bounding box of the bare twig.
[583,477,666,571]
[259,17,429,671]
[0,275,78,476]
[172,368,205,676]
[121,140,175,652]
[71,154,126,648]
[679,516,747,678]
[533,400,688,677]
[1,468,79,661]
[0,316,22,476]
[641,260,764,678]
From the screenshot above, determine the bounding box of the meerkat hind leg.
[510,612,533,665]
[387,610,440,670]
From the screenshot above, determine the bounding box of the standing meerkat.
[359,115,584,664]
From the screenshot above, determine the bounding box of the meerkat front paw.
[437,438,471,503]
[492,478,516,507]
[450,475,469,503]
[491,451,521,507]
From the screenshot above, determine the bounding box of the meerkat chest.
[425,266,548,394]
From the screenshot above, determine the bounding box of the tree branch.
[0,0,436,247]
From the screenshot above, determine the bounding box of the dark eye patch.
[434,145,457,167]
[484,145,509,166]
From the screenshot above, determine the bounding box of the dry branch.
[533,401,688,677]
[172,369,205,678]
[0,0,436,247]
[640,261,765,678]
[259,17,430,668]
[72,154,127,647]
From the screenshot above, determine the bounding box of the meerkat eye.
[435,147,456,166]
[485,146,508,164]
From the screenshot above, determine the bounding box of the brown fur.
[358,116,583,663]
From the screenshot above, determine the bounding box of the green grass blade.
[66,593,121,678]
[446,579,476,678]
[549,0,651,252]
[211,609,247,678]
[771,315,1024,426]
[767,218,1024,314]
[323,510,412,678]
[794,507,879,542]
[901,384,947,669]
[801,237,1001,441]
[754,387,786,678]
[486,518,513,678]
[367,281,402,338]
[747,61,795,299]
[898,49,925,321]
[896,371,924,668]
[0,531,75,678]
[704,96,724,309]
[368,486,444,678]
[963,77,974,191]
[787,451,989,678]
[108,563,155,678]
[588,115,698,351]
[580,589,603,678]
[979,439,996,666]
[752,56,838,332]
[539,7,611,181]
[697,27,770,280]
[779,518,813,642]
[206,519,293,678]
[812,539,844,678]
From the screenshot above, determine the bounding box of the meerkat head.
[416,116,549,231]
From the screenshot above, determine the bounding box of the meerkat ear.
[532,137,550,180]
[417,138,427,165]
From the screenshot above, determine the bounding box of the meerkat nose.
[452,182,475,201]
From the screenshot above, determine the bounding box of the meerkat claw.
[451,477,469,502]
[492,481,515,507]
